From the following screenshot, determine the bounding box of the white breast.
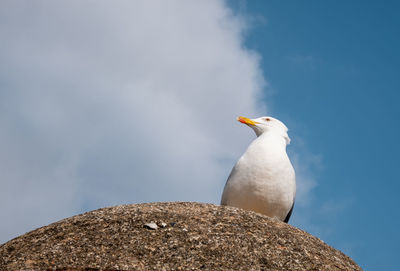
[221,133,296,221]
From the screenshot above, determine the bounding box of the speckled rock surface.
[0,202,362,270]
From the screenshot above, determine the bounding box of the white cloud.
[0,0,265,243]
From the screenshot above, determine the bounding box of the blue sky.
[1,1,399,270]
[230,1,400,270]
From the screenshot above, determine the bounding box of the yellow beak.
[237,116,259,126]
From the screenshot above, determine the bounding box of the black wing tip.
[283,202,295,223]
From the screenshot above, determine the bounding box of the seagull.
[221,116,296,223]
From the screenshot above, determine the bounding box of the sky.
[0,1,399,270]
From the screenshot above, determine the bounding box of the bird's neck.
[243,133,289,165]
[255,132,287,152]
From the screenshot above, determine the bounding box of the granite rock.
[0,202,362,270]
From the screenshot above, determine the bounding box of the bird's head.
[237,116,291,144]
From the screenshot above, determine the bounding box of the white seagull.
[221,116,296,223]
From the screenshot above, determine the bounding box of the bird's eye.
[264,118,271,121]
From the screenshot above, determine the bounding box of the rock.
[0,202,362,270]
[143,222,158,230]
